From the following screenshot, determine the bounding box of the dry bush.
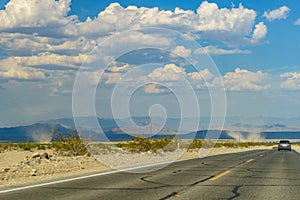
[52,133,89,156]
[116,137,173,153]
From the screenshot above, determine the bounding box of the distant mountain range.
[0,123,73,143]
[1,116,300,143]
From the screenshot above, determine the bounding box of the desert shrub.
[188,139,202,150]
[51,133,89,156]
[214,141,272,148]
[116,137,172,153]
[0,143,51,152]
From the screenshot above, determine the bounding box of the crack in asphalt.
[228,185,242,200]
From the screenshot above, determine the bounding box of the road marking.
[209,170,231,181]
[174,194,181,197]
[246,159,254,163]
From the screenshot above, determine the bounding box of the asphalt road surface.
[1,149,300,200]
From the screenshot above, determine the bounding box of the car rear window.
[279,140,290,144]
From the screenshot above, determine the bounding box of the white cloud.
[147,64,219,91]
[263,6,290,21]
[107,63,130,73]
[0,33,96,56]
[171,46,192,58]
[0,58,46,80]
[77,1,262,45]
[0,0,73,29]
[144,83,165,93]
[295,19,300,25]
[224,68,270,91]
[0,1,266,47]
[148,64,186,82]
[188,68,214,81]
[251,22,267,43]
[280,72,300,90]
[194,46,251,55]
[5,53,90,69]
[195,2,256,33]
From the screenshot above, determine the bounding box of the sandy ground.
[1,144,293,188]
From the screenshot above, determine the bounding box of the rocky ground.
[1,144,297,188]
[0,149,108,187]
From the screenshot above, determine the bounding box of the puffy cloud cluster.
[223,68,270,91]
[0,1,266,42]
[0,57,46,80]
[144,83,165,94]
[263,6,290,22]
[251,22,268,44]
[145,64,270,93]
[172,46,192,58]
[0,0,72,29]
[0,0,268,87]
[148,64,186,82]
[280,72,300,90]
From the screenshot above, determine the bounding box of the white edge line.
[0,156,197,194]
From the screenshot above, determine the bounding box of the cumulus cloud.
[194,46,251,55]
[144,83,165,94]
[0,58,46,80]
[251,22,267,43]
[224,68,270,91]
[263,6,290,21]
[0,1,266,47]
[171,46,192,58]
[0,33,96,56]
[5,52,90,69]
[147,64,217,91]
[188,68,214,81]
[80,1,262,45]
[280,72,300,90]
[148,64,186,82]
[0,0,73,29]
[0,0,269,83]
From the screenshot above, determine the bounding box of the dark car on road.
[278,140,291,151]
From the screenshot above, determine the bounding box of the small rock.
[146,151,152,154]
[3,168,10,173]
[41,152,50,159]
[31,169,37,176]
[32,152,40,159]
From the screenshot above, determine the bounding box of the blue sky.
[0,0,300,131]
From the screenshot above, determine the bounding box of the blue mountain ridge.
[1,117,300,142]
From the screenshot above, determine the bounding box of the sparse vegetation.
[187,139,274,150]
[0,135,276,155]
[0,132,89,156]
[0,143,51,153]
[51,133,90,156]
[116,137,173,153]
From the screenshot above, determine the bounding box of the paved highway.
[1,149,300,199]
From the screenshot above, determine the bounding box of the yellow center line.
[209,170,231,181]
[246,158,254,163]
